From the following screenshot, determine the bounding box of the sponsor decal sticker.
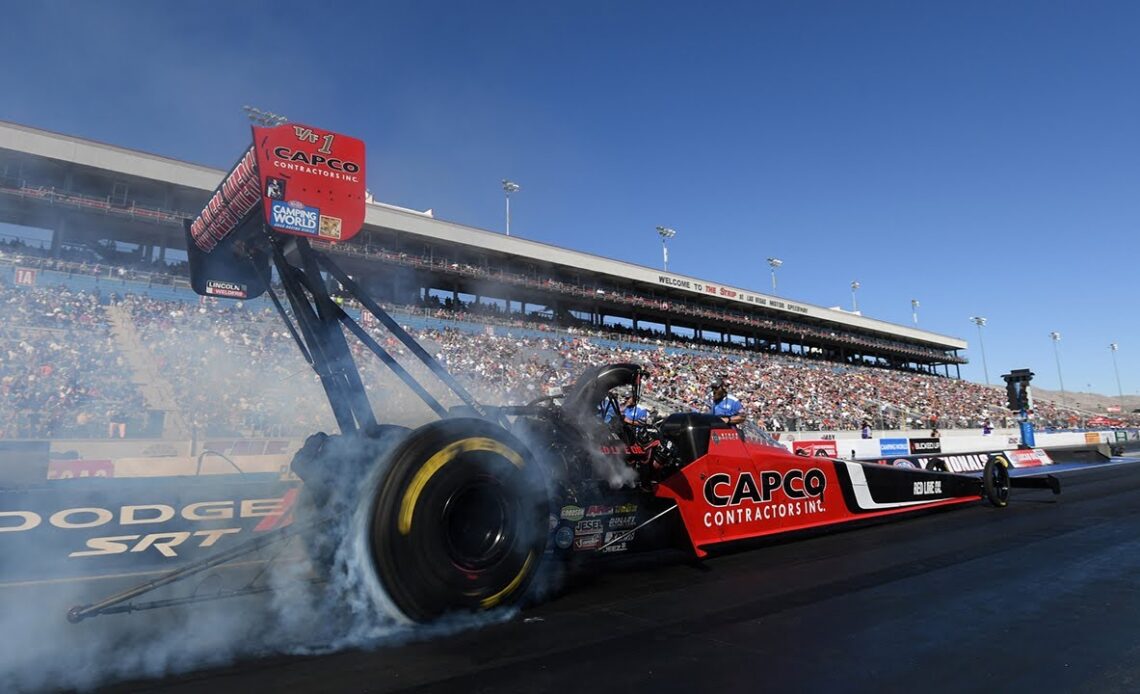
[560,505,584,522]
[701,468,828,528]
[585,505,613,518]
[608,515,637,530]
[575,519,603,536]
[270,200,320,234]
[205,279,248,299]
[604,530,634,543]
[554,525,574,549]
[615,503,638,514]
[912,480,943,496]
[318,214,343,239]
[573,534,602,550]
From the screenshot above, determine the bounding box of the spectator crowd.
[0,266,1131,441]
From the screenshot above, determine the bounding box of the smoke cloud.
[0,297,576,692]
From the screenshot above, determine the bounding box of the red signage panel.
[253,123,366,243]
[13,267,36,286]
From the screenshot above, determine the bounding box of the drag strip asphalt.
[106,462,1140,693]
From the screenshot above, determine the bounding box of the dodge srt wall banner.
[253,123,367,243]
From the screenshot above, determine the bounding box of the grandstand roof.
[0,119,966,352]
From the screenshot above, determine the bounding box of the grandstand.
[0,255,1117,442]
[0,119,965,375]
[2,118,1129,442]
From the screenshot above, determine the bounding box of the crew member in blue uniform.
[622,392,650,425]
[706,377,745,426]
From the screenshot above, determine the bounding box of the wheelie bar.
[67,524,304,623]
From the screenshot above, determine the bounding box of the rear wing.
[184,123,367,299]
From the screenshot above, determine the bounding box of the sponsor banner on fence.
[1006,448,1053,467]
[879,438,909,457]
[0,478,301,581]
[47,459,114,480]
[909,438,942,455]
[792,440,837,458]
[877,449,1054,473]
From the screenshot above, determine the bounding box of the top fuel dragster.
[68,123,1060,624]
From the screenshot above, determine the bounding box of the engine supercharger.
[184,123,367,299]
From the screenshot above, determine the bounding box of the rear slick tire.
[369,418,548,623]
[983,454,1011,507]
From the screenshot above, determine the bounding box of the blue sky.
[1,1,1137,398]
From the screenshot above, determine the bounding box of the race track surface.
[104,462,1140,693]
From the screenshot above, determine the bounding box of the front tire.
[983,454,1011,507]
[369,418,548,622]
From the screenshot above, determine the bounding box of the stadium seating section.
[0,241,1119,440]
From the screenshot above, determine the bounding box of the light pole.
[502,180,520,236]
[1110,343,1124,403]
[850,281,860,312]
[242,105,288,126]
[911,299,920,325]
[970,316,990,385]
[656,226,676,271]
[1050,331,1066,407]
[767,257,782,292]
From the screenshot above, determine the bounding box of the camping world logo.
[270,200,320,234]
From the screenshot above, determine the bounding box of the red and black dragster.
[68,124,1060,625]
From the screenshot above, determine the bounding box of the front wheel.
[983,454,1011,507]
[369,418,548,622]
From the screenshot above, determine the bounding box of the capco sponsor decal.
[254,123,367,242]
[701,469,827,528]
